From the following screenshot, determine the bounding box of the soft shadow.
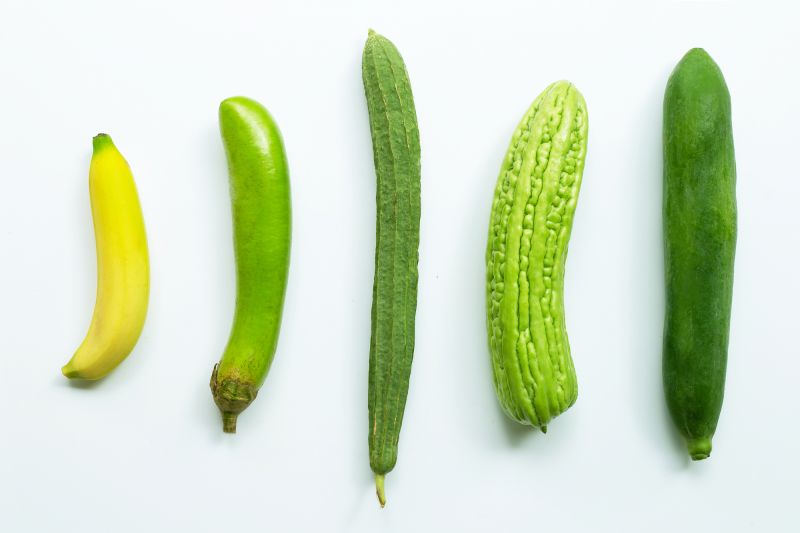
[57,350,146,391]
[55,371,113,390]
[206,404,229,444]
[64,378,104,390]
[497,404,541,446]
[625,69,691,470]
[343,30,381,524]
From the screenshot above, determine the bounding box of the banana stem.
[92,133,113,152]
[375,474,386,508]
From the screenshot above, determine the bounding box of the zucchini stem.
[222,412,238,434]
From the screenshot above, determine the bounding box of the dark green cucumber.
[362,29,421,507]
[663,48,737,460]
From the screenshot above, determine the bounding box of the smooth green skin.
[663,48,736,460]
[363,30,421,507]
[210,97,291,434]
[486,81,588,431]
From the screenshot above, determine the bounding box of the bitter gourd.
[663,48,737,460]
[362,30,421,507]
[486,81,588,431]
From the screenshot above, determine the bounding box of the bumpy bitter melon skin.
[486,81,588,430]
[362,30,421,506]
[663,48,736,461]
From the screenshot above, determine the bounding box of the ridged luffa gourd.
[362,30,421,507]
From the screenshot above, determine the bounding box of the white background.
[0,1,797,531]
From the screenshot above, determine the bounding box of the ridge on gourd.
[362,29,421,508]
[486,81,588,430]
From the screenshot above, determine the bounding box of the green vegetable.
[362,29,421,508]
[210,96,291,434]
[486,81,588,431]
[663,48,737,460]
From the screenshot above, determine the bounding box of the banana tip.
[61,364,79,379]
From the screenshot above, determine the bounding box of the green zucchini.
[209,97,291,433]
[362,29,421,508]
[486,81,588,431]
[663,48,737,460]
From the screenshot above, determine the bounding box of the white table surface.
[0,1,797,531]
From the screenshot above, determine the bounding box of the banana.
[61,134,149,380]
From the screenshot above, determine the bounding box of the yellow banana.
[62,134,149,380]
